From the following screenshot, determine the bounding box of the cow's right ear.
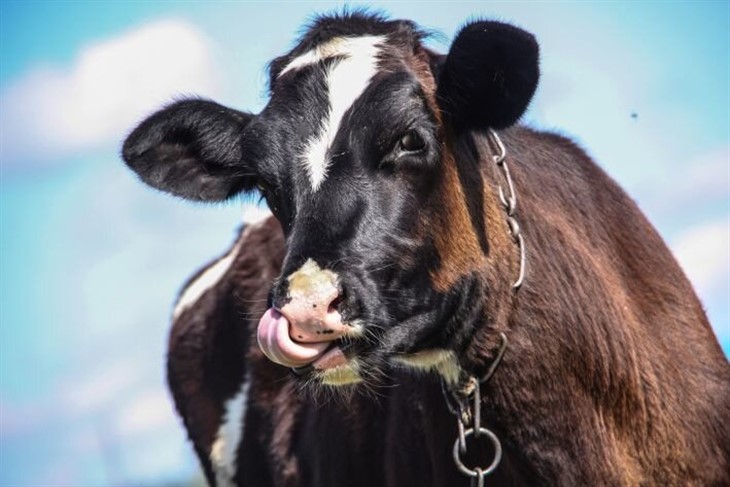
[436,21,539,133]
[122,99,257,202]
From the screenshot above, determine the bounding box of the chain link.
[446,334,508,485]
[488,128,526,290]
[452,427,502,483]
[445,128,526,485]
[473,468,485,487]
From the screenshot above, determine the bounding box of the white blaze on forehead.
[280,36,385,191]
[278,35,385,78]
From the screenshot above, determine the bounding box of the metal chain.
[449,385,503,485]
[447,334,507,485]
[488,128,526,290]
[446,129,526,485]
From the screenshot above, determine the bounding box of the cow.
[122,11,730,487]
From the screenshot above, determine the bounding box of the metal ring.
[452,427,502,478]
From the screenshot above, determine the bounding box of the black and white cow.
[123,12,730,487]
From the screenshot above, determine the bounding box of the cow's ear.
[436,21,539,132]
[122,99,257,202]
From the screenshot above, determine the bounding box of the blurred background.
[1,1,727,485]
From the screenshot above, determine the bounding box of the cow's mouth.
[256,308,364,385]
[256,305,456,387]
[292,345,364,386]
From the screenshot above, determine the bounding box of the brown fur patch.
[428,147,488,292]
[411,47,441,124]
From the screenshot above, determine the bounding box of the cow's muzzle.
[256,259,361,376]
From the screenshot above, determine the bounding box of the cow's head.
[123,13,538,388]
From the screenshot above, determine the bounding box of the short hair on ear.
[122,99,257,202]
[436,21,539,132]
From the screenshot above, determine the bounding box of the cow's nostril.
[278,260,349,342]
[328,294,344,313]
[278,290,349,343]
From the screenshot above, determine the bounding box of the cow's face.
[123,14,538,388]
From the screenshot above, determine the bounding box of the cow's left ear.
[436,21,539,132]
[122,99,258,202]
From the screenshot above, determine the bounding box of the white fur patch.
[393,349,462,386]
[318,359,363,386]
[281,36,384,191]
[172,210,271,321]
[279,35,383,77]
[210,379,249,486]
[172,241,241,321]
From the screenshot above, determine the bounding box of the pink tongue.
[256,308,330,368]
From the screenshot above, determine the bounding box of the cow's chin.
[295,341,463,392]
[310,356,364,386]
[292,340,373,390]
[300,350,462,396]
[284,339,392,397]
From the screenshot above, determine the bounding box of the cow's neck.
[435,130,522,375]
[429,129,542,484]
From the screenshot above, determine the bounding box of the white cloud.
[668,148,729,207]
[672,219,730,297]
[0,19,220,166]
[114,388,177,437]
[0,399,46,437]
[61,359,145,415]
[682,148,730,197]
[640,146,730,220]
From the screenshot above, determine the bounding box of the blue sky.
[1,1,728,485]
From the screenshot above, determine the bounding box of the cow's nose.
[279,259,349,343]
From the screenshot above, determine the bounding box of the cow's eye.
[398,130,425,152]
[257,182,274,197]
[257,182,279,210]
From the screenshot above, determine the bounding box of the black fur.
[437,21,539,131]
[122,99,256,201]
